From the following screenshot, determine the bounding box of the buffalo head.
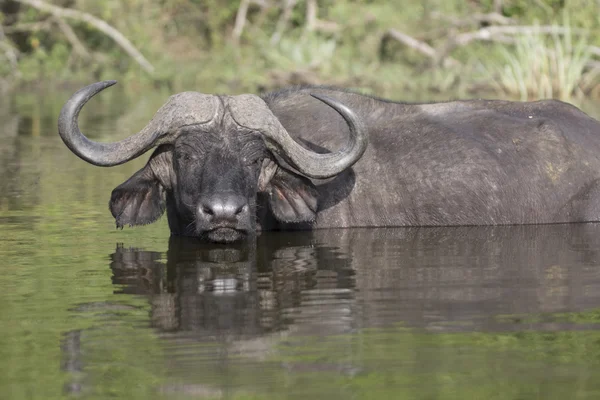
[58,81,367,243]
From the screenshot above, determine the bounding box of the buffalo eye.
[178,153,195,165]
[247,156,264,167]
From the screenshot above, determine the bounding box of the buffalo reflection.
[110,233,354,340]
[100,225,600,395]
[110,224,600,339]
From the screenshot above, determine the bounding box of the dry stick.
[383,29,460,67]
[493,0,503,14]
[232,0,251,44]
[14,0,154,74]
[585,60,600,72]
[431,12,515,27]
[436,25,587,63]
[453,25,587,47]
[588,46,600,57]
[532,0,553,14]
[2,20,52,33]
[305,0,339,34]
[0,24,20,76]
[422,12,515,42]
[271,0,297,45]
[391,24,589,68]
[385,29,437,58]
[305,0,317,32]
[52,17,91,61]
[233,0,270,44]
[315,20,340,33]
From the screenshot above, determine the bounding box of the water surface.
[2,89,600,399]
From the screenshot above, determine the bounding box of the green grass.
[2,1,600,100]
[485,15,597,101]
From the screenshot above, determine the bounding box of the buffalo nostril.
[201,205,214,216]
[234,205,246,215]
[198,195,247,221]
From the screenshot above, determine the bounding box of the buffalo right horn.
[58,81,222,167]
[229,93,368,179]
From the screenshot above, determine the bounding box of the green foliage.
[0,0,599,99]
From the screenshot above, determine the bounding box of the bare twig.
[586,60,600,71]
[232,0,251,44]
[305,0,339,34]
[383,24,580,68]
[0,24,20,77]
[52,17,91,61]
[312,20,339,33]
[305,0,317,32]
[422,12,515,42]
[2,20,52,33]
[431,12,516,27]
[383,28,460,67]
[14,0,154,74]
[271,0,297,45]
[233,0,270,44]
[252,1,272,30]
[587,46,600,57]
[385,29,436,58]
[532,0,553,14]
[453,25,588,47]
[493,0,503,14]
[434,24,588,61]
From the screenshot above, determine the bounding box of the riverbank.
[1,1,600,102]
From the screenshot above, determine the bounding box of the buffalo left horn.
[58,81,222,166]
[229,93,368,179]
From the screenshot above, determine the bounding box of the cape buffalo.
[58,81,600,242]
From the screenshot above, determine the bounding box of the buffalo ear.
[110,167,166,228]
[264,167,319,223]
[109,147,173,228]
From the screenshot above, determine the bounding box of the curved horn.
[229,94,368,179]
[58,81,221,167]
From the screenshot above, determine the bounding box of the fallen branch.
[421,12,516,42]
[305,0,339,33]
[453,25,588,47]
[431,12,516,27]
[14,0,154,74]
[435,25,589,61]
[588,46,600,57]
[271,0,297,45]
[52,17,91,61]
[232,0,268,44]
[2,20,52,33]
[232,0,251,44]
[385,24,591,69]
[0,25,20,77]
[385,29,436,58]
[493,0,503,14]
[382,29,460,67]
[585,60,600,70]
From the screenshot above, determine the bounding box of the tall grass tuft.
[488,16,597,101]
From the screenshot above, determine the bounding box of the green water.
[3,88,600,399]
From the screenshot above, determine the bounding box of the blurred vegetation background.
[1,0,600,101]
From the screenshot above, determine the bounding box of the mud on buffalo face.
[57,81,367,243]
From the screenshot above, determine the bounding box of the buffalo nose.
[198,194,247,221]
